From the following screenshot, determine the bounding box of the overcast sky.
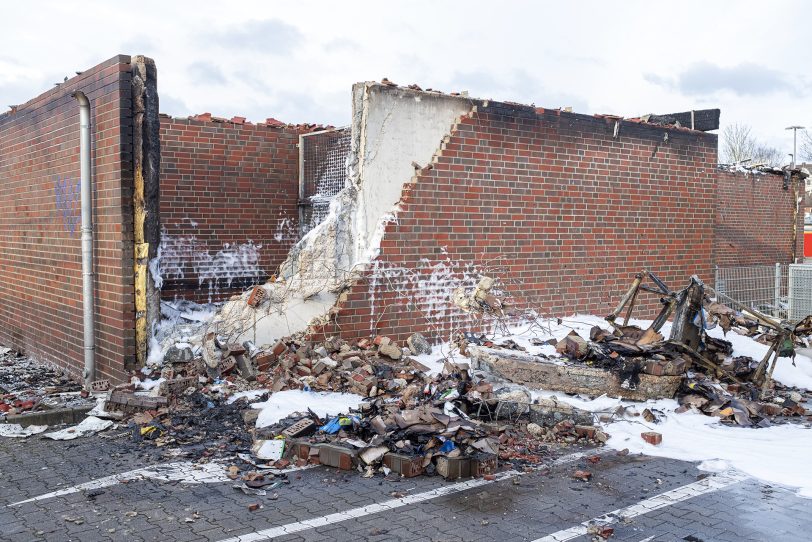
[2,1,809,160]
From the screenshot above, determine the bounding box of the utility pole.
[786,126,806,264]
[786,125,805,168]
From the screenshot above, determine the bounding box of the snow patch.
[437,314,812,499]
[603,403,812,498]
[43,416,113,440]
[251,390,365,428]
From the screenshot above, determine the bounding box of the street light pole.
[786,125,805,168]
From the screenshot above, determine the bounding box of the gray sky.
[2,0,809,160]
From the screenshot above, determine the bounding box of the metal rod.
[623,278,641,325]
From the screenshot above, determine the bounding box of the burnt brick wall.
[315,106,719,343]
[0,55,135,383]
[713,170,802,267]
[158,117,302,303]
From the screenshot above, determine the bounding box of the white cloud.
[2,0,809,155]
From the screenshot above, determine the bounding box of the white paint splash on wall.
[274,217,298,243]
[152,230,264,301]
[367,251,482,337]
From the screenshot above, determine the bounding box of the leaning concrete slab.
[202,83,476,349]
[468,346,682,401]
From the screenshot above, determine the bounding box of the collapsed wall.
[0,55,151,382]
[714,169,802,267]
[173,83,476,353]
[157,115,304,302]
[184,82,721,356]
[313,91,721,343]
[156,82,803,361]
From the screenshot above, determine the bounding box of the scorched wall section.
[319,101,719,342]
[158,117,302,302]
[0,55,136,382]
[713,170,802,267]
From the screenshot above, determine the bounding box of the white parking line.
[8,461,230,506]
[530,470,749,542]
[7,462,316,507]
[215,450,597,542]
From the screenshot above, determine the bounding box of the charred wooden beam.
[642,109,720,131]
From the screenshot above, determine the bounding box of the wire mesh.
[787,264,812,322]
[299,127,351,237]
[714,264,790,321]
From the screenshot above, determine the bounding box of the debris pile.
[0,349,91,418]
[101,327,605,476]
[468,271,812,428]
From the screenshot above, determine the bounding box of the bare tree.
[752,144,784,167]
[801,131,812,163]
[722,123,755,164]
[721,123,784,167]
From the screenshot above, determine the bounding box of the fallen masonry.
[3,269,812,493]
[468,346,683,401]
[94,330,607,478]
[466,271,812,427]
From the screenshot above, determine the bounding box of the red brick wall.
[714,170,801,267]
[158,117,302,302]
[0,56,135,382]
[316,104,719,343]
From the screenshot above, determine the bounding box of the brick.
[281,419,316,438]
[158,376,198,396]
[471,453,497,477]
[318,444,356,470]
[641,431,663,445]
[255,353,275,372]
[383,453,425,478]
[246,286,267,307]
[285,440,311,461]
[641,358,688,376]
[435,456,472,480]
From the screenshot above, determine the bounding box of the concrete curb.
[4,406,93,427]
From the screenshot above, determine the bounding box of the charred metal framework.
[608,270,812,396]
[298,127,351,237]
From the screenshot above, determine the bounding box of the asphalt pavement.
[0,433,809,542]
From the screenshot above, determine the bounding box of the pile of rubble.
[97,327,606,477]
[93,269,812,480]
[7,267,811,489]
[0,348,91,418]
[468,272,812,430]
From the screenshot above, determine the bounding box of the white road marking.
[7,461,316,507]
[8,461,229,506]
[530,470,749,542]
[214,450,597,542]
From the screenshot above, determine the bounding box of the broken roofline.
[155,78,717,142]
[374,79,720,135]
[156,111,334,132]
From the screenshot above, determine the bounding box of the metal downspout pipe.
[72,91,95,389]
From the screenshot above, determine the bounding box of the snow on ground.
[147,300,218,365]
[136,377,165,391]
[441,314,812,498]
[145,306,812,497]
[602,401,812,498]
[251,390,365,428]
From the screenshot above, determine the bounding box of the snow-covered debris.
[251,390,364,429]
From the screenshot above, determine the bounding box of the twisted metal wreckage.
[470,270,812,425]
